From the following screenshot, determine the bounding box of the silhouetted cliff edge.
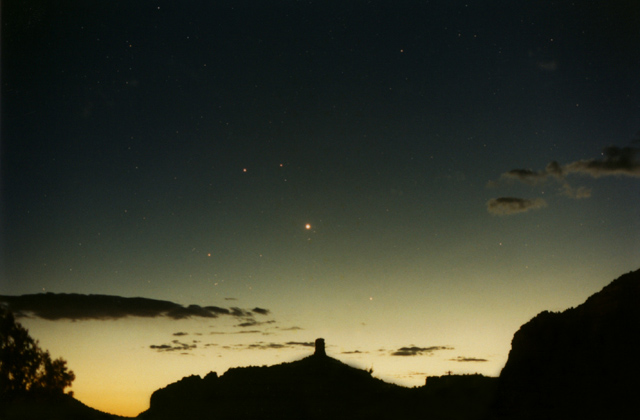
[490,268,640,420]
[138,339,496,420]
[138,346,404,420]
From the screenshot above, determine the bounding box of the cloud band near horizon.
[0,293,269,321]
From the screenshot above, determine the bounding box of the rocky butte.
[489,268,640,419]
[138,269,640,420]
[137,337,496,420]
[4,269,638,419]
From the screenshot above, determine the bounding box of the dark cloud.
[150,341,197,352]
[488,146,639,215]
[229,307,253,318]
[0,293,270,322]
[491,147,640,207]
[486,197,547,215]
[252,307,270,315]
[279,326,303,331]
[285,341,315,347]
[341,350,366,354]
[450,356,488,362]
[390,345,453,357]
[235,319,276,328]
[244,342,288,350]
[564,146,640,177]
[209,330,263,335]
[499,147,640,185]
[172,332,188,336]
[230,341,316,351]
[205,306,231,315]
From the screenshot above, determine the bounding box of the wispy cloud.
[487,146,639,214]
[390,345,453,357]
[150,340,197,353]
[278,326,304,331]
[227,340,316,351]
[486,197,547,216]
[498,146,640,184]
[251,307,270,315]
[0,293,270,322]
[285,341,315,347]
[235,319,276,328]
[246,342,289,350]
[563,146,640,178]
[450,356,488,362]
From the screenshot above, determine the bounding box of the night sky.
[2,1,640,416]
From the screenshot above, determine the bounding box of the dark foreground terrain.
[139,268,640,420]
[139,344,496,420]
[489,268,640,419]
[3,268,639,420]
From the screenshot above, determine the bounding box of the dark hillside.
[138,339,497,420]
[1,392,129,420]
[490,269,640,419]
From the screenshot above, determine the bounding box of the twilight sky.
[2,1,640,416]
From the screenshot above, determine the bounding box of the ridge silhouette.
[139,338,497,420]
[489,268,640,420]
[4,269,638,420]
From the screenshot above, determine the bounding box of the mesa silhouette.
[138,338,496,420]
[4,269,638,420]
[139,269,640,420]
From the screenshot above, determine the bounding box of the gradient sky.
[2,1,640,416]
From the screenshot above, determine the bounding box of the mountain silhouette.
[138,338,496,420]
[5,269,638,419]
[1,391,129,420]
[489,268,640,419]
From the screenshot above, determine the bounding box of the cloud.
[229,307,254,318]
[285,341,315,347]
[150,340,197,352]
[228,340,316,351]
[563,146,640,177]
[390,345,453,357]
[209,330,264,335]
[251,307,270,315]
[450,356,488,362]
[486,197,547,215]
[204,306,232,315]
[0,293,270,322]
[235,319,276,328]
[501,168,548,186]
[246,342,288,350]
[172,332,189,336]
[492,146,640,191]
[488,146,640,213]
